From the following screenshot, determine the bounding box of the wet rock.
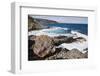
[53,36,76,46]
[75,37,87,43]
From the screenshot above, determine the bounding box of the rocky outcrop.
[28,16,43,31]
[53,36,75,46]
[33,35,56,57]
[46,48,88,60]
[53,36,86,46]
[35,18,58,26]
[28,16,58,31]
[28,35,88,60]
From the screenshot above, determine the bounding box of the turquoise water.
[48,23,88,35]
[45,28,71,34]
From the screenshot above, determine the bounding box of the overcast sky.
[30,15,88,24]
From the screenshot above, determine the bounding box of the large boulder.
[33,35,55,57]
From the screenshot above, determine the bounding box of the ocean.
[48,23,88,35]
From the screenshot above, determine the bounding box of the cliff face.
[28,16,58,31]
[35,18,58,26]
[28,16,43,31]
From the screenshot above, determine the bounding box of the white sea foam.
[58,42,87,53]
[28,27,73,37]
[58,31,88,53]
[71,30,88,40]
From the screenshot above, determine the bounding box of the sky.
[30,15,88,24]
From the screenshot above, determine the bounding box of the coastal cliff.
[28,16,57,31]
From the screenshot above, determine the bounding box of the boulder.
[63,49,87,59]
[46,48,88,60]
[33,35,55,57]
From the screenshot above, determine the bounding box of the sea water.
[43,27,71,34]
[48,23,88,35]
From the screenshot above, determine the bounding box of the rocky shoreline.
[28,35,88,60]
[28,16,88,60]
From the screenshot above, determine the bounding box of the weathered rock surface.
[46,48,88,60]
[33,35,55,57]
